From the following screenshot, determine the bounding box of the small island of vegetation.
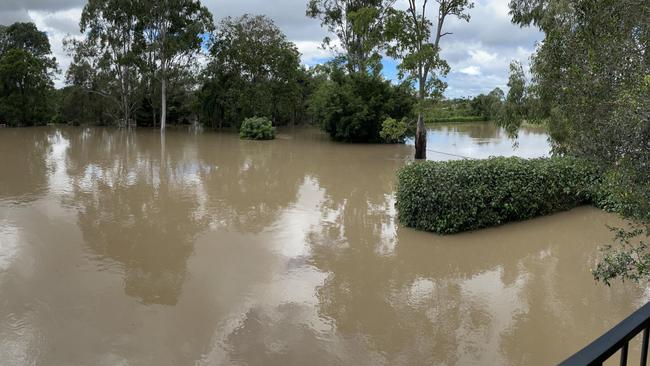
[239,117,276,140]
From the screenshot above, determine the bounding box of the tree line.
[422,88,505,122]
[1,0,480,160]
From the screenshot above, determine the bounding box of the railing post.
[559,303,650,366]
[641,327,649,366]
[620,341,628,366]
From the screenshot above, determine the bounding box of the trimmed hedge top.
[396,157,600,234]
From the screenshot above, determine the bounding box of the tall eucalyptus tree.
[80,0,145,126]
[387,0,474,159]
[143,0,213,130]
[307,0,396,75]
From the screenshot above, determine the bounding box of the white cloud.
[469,49,498,64]
[460,65,481,76]
[293,40,335,66]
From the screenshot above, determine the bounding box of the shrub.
[308,71,415,142]
[380,117,409,143]
[396,157,601,234]
[239,116,275,140]
[592,166,650,223]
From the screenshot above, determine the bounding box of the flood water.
[418,122,551,159]
[0,124,645,366]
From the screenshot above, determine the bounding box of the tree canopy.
[506,0,650,284]
[198,14,309,128]
[307,0,396,75]
[0,22,56,126]
[66,0,212,128]
[309,66,415,142]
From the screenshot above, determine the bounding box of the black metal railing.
[559,302,650,366]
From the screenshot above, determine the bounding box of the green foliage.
[592,227,650,286]
[589,164,650,284]
[424,98,473,121]
[396,157,600,234]
[379,117,408,143]
[508,0,650,283]
[199,15,309,129]
[0,22,55,67]
[0,23,55,126]
[143,0,214,61]
[145,0,214,129]
[508,0,650,159]
[306,0,393,75]
[309,70,415,142]
[471,87,504,120]
[496,61,534,137]
[70,0,212,127]
[78,0,145,125]
[60,38,118,125]
[239,116,276,140]
[386,1,473,98]
[423,90,504,123]
[0,50,53,126]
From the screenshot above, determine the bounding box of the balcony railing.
[559,302,650,366]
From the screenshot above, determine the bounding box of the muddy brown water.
[0,125,645,366]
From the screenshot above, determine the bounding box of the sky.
[0,0,543,98]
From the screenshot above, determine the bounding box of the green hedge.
[239,116,275,140]
[396,157,601,234]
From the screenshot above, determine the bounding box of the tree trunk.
[120,67,129,127]
[415,77,427,160]
[415,112,426,159]
[122,92,129,127]
[160,71,166,131]
[160,20,167,131]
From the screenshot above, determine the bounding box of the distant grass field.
[425,116,489,123]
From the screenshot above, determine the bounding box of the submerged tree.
[63,36,121,125]
[79,0,145,126]
[67,0,212,128]
[387,0,474,159]
[143,0,213,130]
[308,64,415,142]
[199,14,305,128]
[0,22,56,126]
